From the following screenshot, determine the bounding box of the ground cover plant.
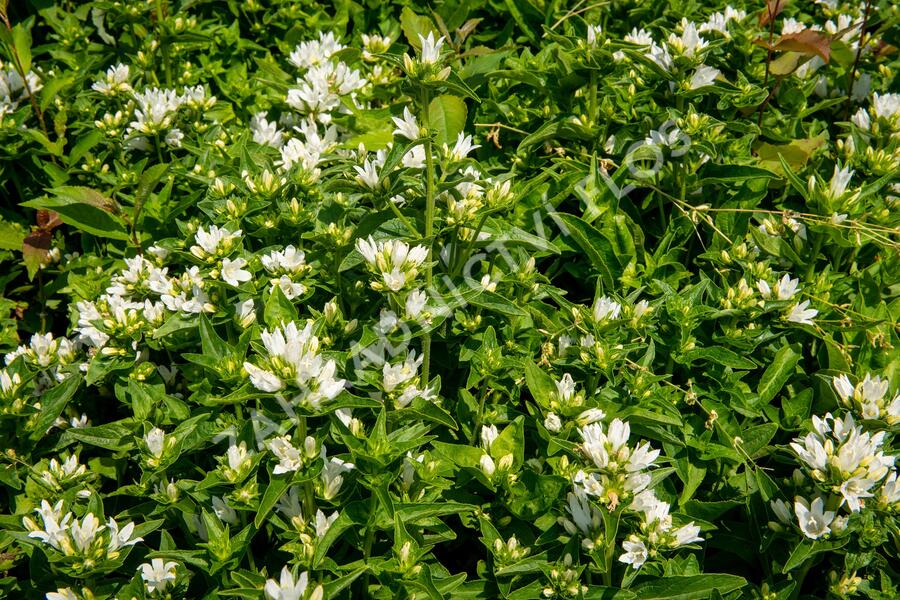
[0,0,898,598]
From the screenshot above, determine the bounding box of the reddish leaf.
[759,0,787,27]
[774,30,832,63]
[22,230,51,280]
[36,209,62,231]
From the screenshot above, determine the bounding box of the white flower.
[586,24,602,46]
[70,513,103,552]
[879,471,900,506]
[141,558,178,594]
[268,436,304,474]
[221,257,251,286]
[107,517,142,552]
[672,522,703,546]
[272,275,307,300]
[479,454,496,477]
[92,63,131,95]
[618,537,648,569]
[289,32,344,69]
[786,300,817,325]
[689,65,720,89]
[859,374,889,403]
[191,225,241,259]
[46,589,78,600]
[446,132,480,161]
[226,441,252,472]
[355,236,429,292]
[382,352,423,393]
[770,499,792,524]
[244,362,284,392]
[320,447,354,500]
[592,296,621,321]
[405,289,428,319]
[555,373,577,403]
[354,158,381,189]
[851,107,871,131]
[145,428,166,458]
[773,274,800,300]
[544,413,562,433]
[829,164,854,199]
[392,106,420,140]
[794,497,835,539]
[481,424,499,450]
[839,476,876,512]
[236,299,256,327]
[212,496,238,524]
[417,33,445,64]
[251,112,284,148]
[872,92,900,121]
[265,567,309,600]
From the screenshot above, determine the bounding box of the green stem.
[157,0,172,87]
[421,88,436,384]
[386,197,419,237]
[602,508,621,587]
[297,417,316,518]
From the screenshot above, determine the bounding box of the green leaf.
[737,423,778,459]
[0,221,25,250]
[782,539,847,573]
[264,284,298,327]
[254,476,289,528]
[134,162,170,224]
[631,574,746,600]
[400,7,436,49]
[427,94,467,147]
[62,421,135,451]
[554,213,619,290]
[30,375,81,439]
[13,24,32,74]
[524,362,557,408]
[685,346,757,370]
[22,187,129,241]
[758,346,801,404]
[697,163,779,184]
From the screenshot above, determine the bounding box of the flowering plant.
[0,0,897,598]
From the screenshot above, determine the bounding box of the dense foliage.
[0,0,898,598]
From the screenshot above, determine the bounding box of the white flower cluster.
[852,93,900,135]
[265,566,323,600]
[619,489,703,569]
[74,251,214,354]
[356,236,429,293]
[91,63,131,96]
[381,351,435,409]
[790,412,895,513]
[23,500,142,564]
[833,373,899,423]
[0,59,42,121]
[5,332,77,373]
[276,120,338,179]
[123,84,215,149]
[242,321,346,408]
[286,32,365,123]
[697,6,747,37]
[574,418,660,508]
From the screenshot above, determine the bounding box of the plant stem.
[758,0,781,128]
[844,0,873,119]
[0,14,51,140]
[421,89,435,384]
[156,0,172,87]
